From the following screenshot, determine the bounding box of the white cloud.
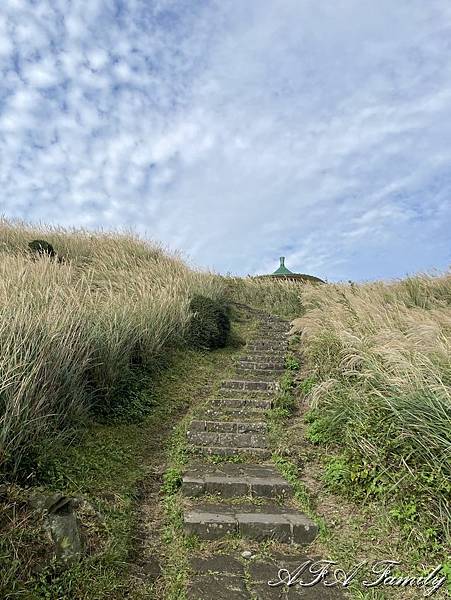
[0,0,449,281]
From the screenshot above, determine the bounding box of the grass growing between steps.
[0,336,248,600]
[268,349,451,599]
[159,328,315,600]
[153,310,261,599]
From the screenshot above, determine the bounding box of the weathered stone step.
[187,445,271,459]
[212,397,273,410]
[187,554,345,599]
[188,420,266,434]
[248,336,288,343]
[220,379,277,393]
[237,357,285,367]
[235,357,285,371]
[240,353,286,364]
[246,342,288,351]
[218,388,274,399]
[182,463,293,499]
[187,431,268,449]
[184,503,317,544]
[255,333,287,339]
[245,348,287,357]
[200,406,268,419]
[235,367,284,377]
[250,334,287,342]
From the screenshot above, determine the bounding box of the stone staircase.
[180,309,343,598]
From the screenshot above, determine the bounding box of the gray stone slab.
[182,464,293,499]
[185,504,316,544]
[221,380,277,391]
[185,510,237,540]
[219,389,274,399]
[201,408,268,420]
[236,512,292,543]
[182,477,205,497]
[187,574,250,600]
[188,445,271,458]
[187,431,268,449]
[236,422,267,434]
[250,477,293,499]
[204,476,249,498]
[188,420,267,435]
[214,397,273,409]
[285,514,318,544]
[190,555,244,575]
[248,556,345,598]
[246,582,286,600]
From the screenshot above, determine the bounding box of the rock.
[241,550,252,559]
[27,490,84,565]
[47,512,83,565]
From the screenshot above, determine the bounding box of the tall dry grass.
[0,219,225,477]
[224,276,304,319]
[290,273,451,543]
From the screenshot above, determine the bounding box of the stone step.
[220,379,277,393]
[245,348,287,356]
[186,431,268,449]
[234,367,284,377]
[187,554,345,599]
[218,388,274,399]
[241,352,286,362]
[248,336,288,343]
[235,357,285,371]
[212,397,273,410]
[200,407,268,420]
[237,357,285,367]
[250,334,287,342]
[187,445,271,459]
[246,342,288,350]
[188,420,266,434]
[255,333,287,338]
[182,463,293,499]
[184,502,317,544]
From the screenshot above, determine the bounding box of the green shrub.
[28,239,56,258]
[187,295,230,349]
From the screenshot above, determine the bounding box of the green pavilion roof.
[272,256,293,275]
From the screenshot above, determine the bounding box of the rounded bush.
[188,294,230,349]
[28,239,56,258]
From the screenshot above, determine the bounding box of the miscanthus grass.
[289,273,451,545]
[0,219,225,477]
[224,275,304,319]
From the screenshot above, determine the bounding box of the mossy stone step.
[187,554,345,599]
[199,407,269,420]
[184,502,317,544]
[246,343,288,352]
[211,397,273,410]
[237,357,285,367]
[187,445,271,459]
[182,463,293,499]
[186,431,268,449]
[188,420,267,434]
[235,358,285,371]
[234,367,284,377]
[220,379,278,392]
[243,351,287,360]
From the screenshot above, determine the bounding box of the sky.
[0,0,450,282]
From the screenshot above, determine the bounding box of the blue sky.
[0,0,450,281]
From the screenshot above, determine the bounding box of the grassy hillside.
[0,219,226,479]
[223,275,304,319]
[288,273,451,548]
